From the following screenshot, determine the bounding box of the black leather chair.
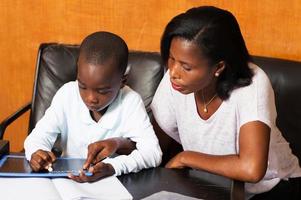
[253,56,301,165]
[1,43,301,168]
[0,43,164,154]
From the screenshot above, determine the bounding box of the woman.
[151,6,301,199]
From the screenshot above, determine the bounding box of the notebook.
[0,155,92,177]
[0,176,133,200]
[0,155,133,200]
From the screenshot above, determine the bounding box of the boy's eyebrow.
[77,78,112,90]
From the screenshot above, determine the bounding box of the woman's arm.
[152,118,183,166]
[166,121,270,183]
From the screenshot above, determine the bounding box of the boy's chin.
[87,105,108,113]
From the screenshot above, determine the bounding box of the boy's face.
[77,55,123,114]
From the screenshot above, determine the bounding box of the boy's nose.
[87,92,98,104]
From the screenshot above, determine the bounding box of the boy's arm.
[115,137,136,155]
[101,92,162,176]
[24,85,67,161]
[83,137,136,169]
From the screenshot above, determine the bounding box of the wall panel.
[0,0,300,151]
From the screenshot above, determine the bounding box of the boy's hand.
[68,162,115,183]
[30,149,56,172]
[83,138,119,170]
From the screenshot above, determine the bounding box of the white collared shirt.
[24,81,162,176]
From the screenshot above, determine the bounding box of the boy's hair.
[79,31,129,75]
[160,6,253,100]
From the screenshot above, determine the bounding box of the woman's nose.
[169,62,180,79]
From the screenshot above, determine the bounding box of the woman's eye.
[168,55,175,61]
[182,65,191,71]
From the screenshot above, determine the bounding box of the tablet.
[0,155,92,177]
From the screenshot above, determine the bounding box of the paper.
[53,176,133,200]
[141,191,202,200]
[0,176,133,200]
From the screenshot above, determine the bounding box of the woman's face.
[168,37,217,94]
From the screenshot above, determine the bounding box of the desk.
[3,151,244,200]
[118,167,244,200]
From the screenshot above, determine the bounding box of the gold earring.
[215,72,219,77]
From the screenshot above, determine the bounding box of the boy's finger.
[30,159,42,171]
[48,152,57,162]
[83,151,97,169]
[95,153,106,164]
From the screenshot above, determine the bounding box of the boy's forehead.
[77,58,122,85]
[78,54,121,72]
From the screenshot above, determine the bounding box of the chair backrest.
[28,43,164,133]
[253,56,301,164]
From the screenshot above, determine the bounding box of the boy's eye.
[97,90,110,95]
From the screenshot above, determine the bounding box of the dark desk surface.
[5,151,244,200]
[118,167,244,200]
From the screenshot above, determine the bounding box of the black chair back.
[29,43,164,133]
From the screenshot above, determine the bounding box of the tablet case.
[0,155,92,177]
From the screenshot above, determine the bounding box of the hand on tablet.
[68,162,115,183]
[83,138,119,169]
[30,150,56,172]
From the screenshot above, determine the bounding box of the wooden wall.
[1,0,300,152]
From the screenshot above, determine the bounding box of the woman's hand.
[165,151,186,169]
[30,149,56,172]
[69,162,115,183]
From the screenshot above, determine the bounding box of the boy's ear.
[121,75,127,88]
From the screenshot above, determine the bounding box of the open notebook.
[0,176,133,200]
[0,155,132,199]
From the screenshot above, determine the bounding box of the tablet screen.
[0,155,92,177]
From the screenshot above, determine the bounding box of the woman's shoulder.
[229,63,273,101]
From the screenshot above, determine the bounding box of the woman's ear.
[121,75,127,88]
[214,61,226,77]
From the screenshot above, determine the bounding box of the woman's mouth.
[171,81,183,91]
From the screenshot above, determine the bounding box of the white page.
[0,177,62,200]
[52,176,133,200]
[141,191,203,200]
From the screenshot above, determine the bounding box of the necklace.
[201,91,217,113]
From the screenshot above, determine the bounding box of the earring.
[215,72,219,77]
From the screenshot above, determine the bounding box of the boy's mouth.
[87,105,100,111]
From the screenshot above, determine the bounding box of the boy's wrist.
[114,137,136,155]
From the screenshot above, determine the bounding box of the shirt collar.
[77,83,122,129]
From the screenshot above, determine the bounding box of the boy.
[24,31,162,182]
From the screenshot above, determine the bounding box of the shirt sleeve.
[150,71,180,143]
[237,65,276,129]
[103,89,162,176]
[24,85,67,160]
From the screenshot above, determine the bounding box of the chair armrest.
[0,140,9,158]
[0,102,31,139]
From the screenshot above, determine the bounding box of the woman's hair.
[161,6,253,100]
